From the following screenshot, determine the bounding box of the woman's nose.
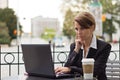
[77,29,81,34]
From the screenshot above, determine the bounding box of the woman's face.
[74,21,94,42]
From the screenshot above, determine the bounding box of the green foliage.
[0,22,11,44]
[41,28,56,40]
[61,0,89,39]
[103,19,116,34]
[63,9,77,39]
[61,0,120,41]
[99,0,120,41]
[61,0,91,39]
[0,8,22,40]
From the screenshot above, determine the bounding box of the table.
[1,75,97,80]
[1,75,74,80]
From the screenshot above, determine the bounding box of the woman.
[55,11,111,80]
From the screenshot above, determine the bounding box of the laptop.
[21,44,79,79]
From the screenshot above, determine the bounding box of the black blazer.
[64,39,111,80]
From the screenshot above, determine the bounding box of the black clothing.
[64,39,111,80]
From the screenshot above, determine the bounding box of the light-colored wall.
[31,16,60,37]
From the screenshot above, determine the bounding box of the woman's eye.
[75,28,78,31]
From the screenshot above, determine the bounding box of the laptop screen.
[21,44,56,77]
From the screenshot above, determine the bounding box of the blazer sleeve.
[94,41,111,80]
[64,43,83,74]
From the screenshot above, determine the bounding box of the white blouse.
[81,35,97,58]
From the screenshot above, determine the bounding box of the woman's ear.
[92,25,95,31]
[90,25,95,32]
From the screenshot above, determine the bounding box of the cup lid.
[82,58,94,63]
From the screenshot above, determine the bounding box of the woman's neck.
[83,35,93,48]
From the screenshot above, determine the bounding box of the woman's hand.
[55,67,71,74]
[74,35,82,53]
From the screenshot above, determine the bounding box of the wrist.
[74,48,79,53]
[67,67,71,72]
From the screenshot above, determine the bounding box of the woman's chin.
[80,40,85,43]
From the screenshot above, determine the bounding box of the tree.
[60,0,89,16]
[61,0,91,40]
[41,28,56,40]
[0,22,11,45]
[61,0,120,42]
[99,0,120,42]
[63,9,77,39]
[0,8,22,40]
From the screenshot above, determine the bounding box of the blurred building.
[0,0,8,8]
[89,0,102,37]
[31,16,60,37]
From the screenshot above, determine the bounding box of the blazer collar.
[90,35,97,49]
[87,48,97,58]
[81,35,97,50]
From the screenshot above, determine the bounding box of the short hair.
[74,11,95,29]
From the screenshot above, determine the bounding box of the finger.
[56,72,61,75]
[55,68,60,73]
[75,39,81,44]
[24,72,28,76]
[75,35,79,39]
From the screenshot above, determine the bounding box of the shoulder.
[97,39,111,49]
[70,42,75,49]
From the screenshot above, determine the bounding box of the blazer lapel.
[87,48,97,58]
[80,49,83,60]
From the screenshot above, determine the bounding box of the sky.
[8,0,63,32]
